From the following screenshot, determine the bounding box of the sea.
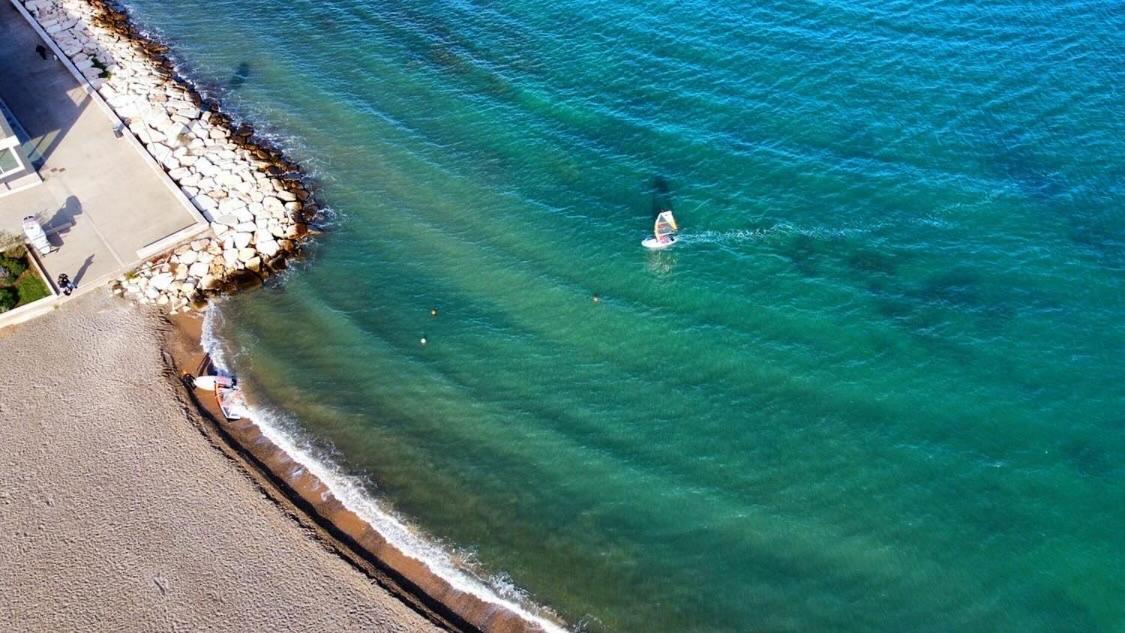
[122,1,1123,631]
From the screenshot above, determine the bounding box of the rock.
[237,247,257,263]
[260,195,284,211]
[194,157,218,176]
[191,239,209,251]
[162,121,190,146]
[173,264,188,280]
[223,249,239,267]
[188,261,209,277]
[168,166,192,182]
[148,142,172,165]
[216,171,242,187]
[257,239,280,258]
[192,195,217,212]
[150,272,174,290]
[233,232,253,249]
[200,274,222,291]
[217,198,246,214]
[244,256,261,273]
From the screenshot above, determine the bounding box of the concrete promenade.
[0,2,204,308]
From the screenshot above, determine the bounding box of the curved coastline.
[15,0,567,631]
[198,308,568,633]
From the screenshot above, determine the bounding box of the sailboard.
[193,374,234,391]
[642,210,679,249]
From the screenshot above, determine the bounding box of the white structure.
[0,101,41,198]
[22,215,52,256]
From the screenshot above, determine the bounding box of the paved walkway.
[0,3,202,293]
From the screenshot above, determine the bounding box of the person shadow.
[650,175,673,219]
[40,195,82,247]
[73,254,94,287]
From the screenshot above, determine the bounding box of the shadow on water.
[227,62,251,89]
[785,233,820,277]
[986,120,1124,270]
[649,176,672,219]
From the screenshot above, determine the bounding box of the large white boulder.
[150,272,174,290]
[233,232,253,249]
[192,195,217,213]
[257,239,280,258]
[217,198,246,214]
[188,261,210,278]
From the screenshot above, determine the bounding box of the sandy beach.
[0,292,442,633]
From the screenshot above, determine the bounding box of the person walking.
[57,273,73,296]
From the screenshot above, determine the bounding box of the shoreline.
[11,0,567,631]
[164,308,563,633]
[0,293,447,633]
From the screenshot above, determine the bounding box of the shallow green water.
[125,1,1123,630]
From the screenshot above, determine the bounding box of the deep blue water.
[126,1,1123,630]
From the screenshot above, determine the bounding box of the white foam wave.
[675,227,782,245]
[200,306,568,633]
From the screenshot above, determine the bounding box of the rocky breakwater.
[19,0,318,312]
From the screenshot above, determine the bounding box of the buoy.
[430,307,439,317]
[420,336,428,346]
[592,293,600,303]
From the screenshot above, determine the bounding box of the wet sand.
[0,292,443,633]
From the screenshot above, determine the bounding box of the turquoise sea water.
[124,1,1123,630]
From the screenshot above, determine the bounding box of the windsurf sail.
[654,210,678,242]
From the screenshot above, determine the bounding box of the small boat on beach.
[642,210,679,249]
[215,382,246,421]
[189,356,246,421]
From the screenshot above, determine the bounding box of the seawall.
[17,0,317,310]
